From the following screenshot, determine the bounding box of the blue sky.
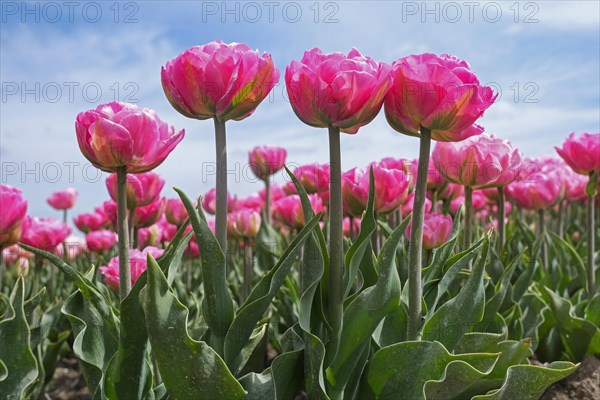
[1,0,599,226]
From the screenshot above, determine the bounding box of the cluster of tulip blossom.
[1,41,598,343]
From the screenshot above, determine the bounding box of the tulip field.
[1,42,600,400]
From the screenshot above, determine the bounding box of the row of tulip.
[0,41,598,400]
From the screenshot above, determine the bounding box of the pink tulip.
[402,192,433,216]
[202,188,237,215]
[249,145,287,181]
[342,217,361,237]
[101,200,119,228]
[227,209,261,239]
[273,194,324,229]
[437,183,464,201]
[260,183,286,202]
[138,224,162,249]
[2,244,34,265]
[157,215,178,243]
[86,230,118,253]
[555,132,600,175]
[385,53,496,141]
[76,101,185,173]
[0,185,28,248]
[47,188,78,210]
[100,246,164,291]
[55,235,86,260]
[235,194,264,212]
[505,171,564,211]
[450,190,487,214]
[432,133,522,189]
[286,48,392,134]
[161,41,279,121]
[73,210,110,233]
[405,213,453,250]
[106,171,165,209]
[564,173,588,201]
[134,197,166,228]
[379,157,419,192]
[284,164,330,194]
[165,198,188,226]
[20,216,71,251]
[342,163,410,216]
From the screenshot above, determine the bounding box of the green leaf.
[175,188,234,355]
[422,234,491,351]
[357,340,498,400]
[140,255,246,400]
[511,240,541,302]
[224,213,322,373]
[0,278,38,400]
[104,271,153,400]
[472,361,578,400]
[272,349,305,399]
[541,287,599,360]
[239,369,274,400]
[326,216,408,397]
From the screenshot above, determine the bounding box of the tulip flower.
[342,164,410,217]
[555,132,600,294]
[86,230,118,253]
[165,198,188,227]
[73,210,110,233]
[138,225,162,249]
[47,188,78,212]
[77,101,184,300]
[106,171,165,209]
[235,194,264,213]
[227,209,261,239]
[227,209,261,300]
[134,197,166,229]
[100,246,164,291]
[56,235,86,261]
[406,213,452,250]
[101,200,119,228]
[249,145,287,222]
[260,183,286,203]
[0,185,28,249]
[384,53,495,340]
[284,164,331,195]
[202,188,237,215]
[286,47,392,341]
[162,41,279,263]
[342,217,361,239]
[402,192,433,217]
[157,215,178,243]
[20,216,71,251]
[273,194,324,230]
[433,133,522,248]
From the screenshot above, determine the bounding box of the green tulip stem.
[586,186,596,295]
[243,238,252,301]
[128,209,135,249]
[116,166,131,300]
[214,118,228,265]
[407,126,432,340]
[538,209,548,270]
[264,178,271,224]
[328,125,343,347]
[497,187,506,251]
[464,186,473,250]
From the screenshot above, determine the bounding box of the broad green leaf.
[272,349,304,399]
[224,213,322,372]
[472,361,578,400]
[377,302,409,347]
[541,287,599,360]
[357,341,498,400]
[326,216,408,398]
[175,188,234,354]
[239,369,274,400]
[422,234,491,351]
[0,278,38,400]
[140,256,246,400]
[549,232,587,293]
[511,240,541,302]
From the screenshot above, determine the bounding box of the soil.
[540,355,600,400]
[43,354,599,400]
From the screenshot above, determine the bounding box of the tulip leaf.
[0,278,38,400]
[422,234,490,351]
[175,188,234,355]
[357,340,498,400]
[511,239,541,302]
[326,215,408,398]
[140,255,246,400]
[224,212,322,372]
[471,361,578,400]
[541,287,599,360]
[239,369,274,400]
[272,349,305,399]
